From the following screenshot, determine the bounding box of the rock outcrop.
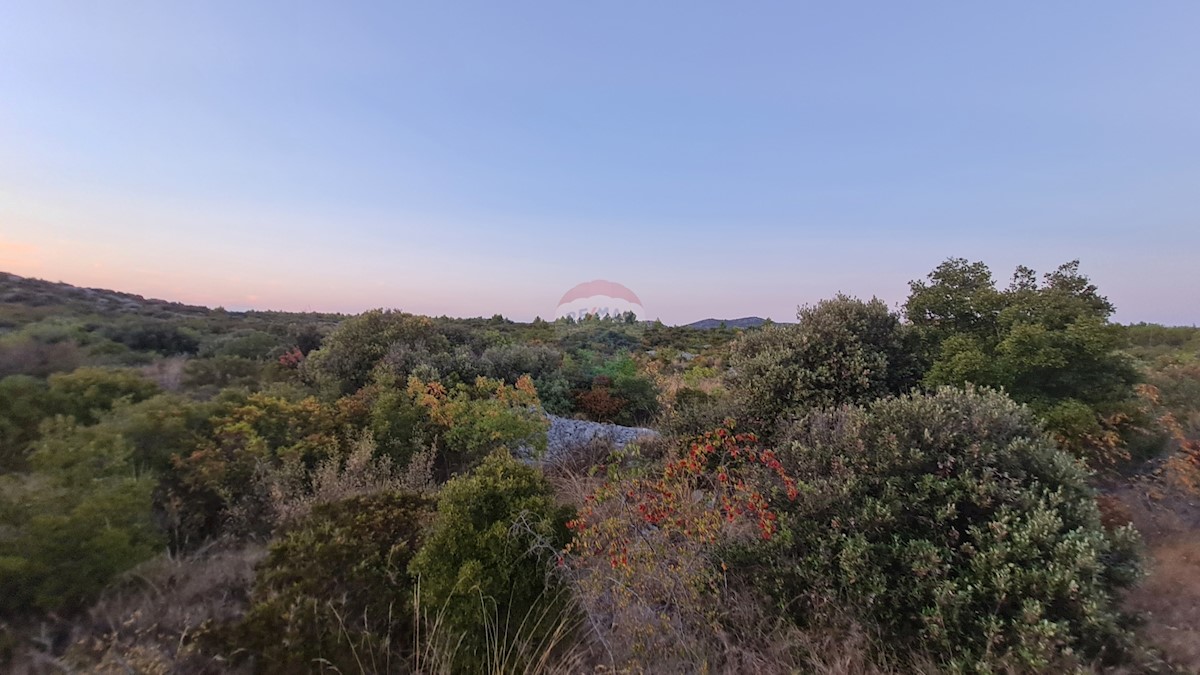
[524,414,657,466]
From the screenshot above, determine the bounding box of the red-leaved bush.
[560,422,798,666]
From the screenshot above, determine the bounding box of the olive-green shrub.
[742,387,1141,672]
[728,294,919,428]
[232,491,435,674]
[409,451,572,671]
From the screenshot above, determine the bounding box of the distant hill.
[0,271,215,318]
[683,317,770,330]
[0,271,341,322]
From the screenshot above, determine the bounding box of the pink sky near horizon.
[2,160,1195,327]
[3,225,1196,328]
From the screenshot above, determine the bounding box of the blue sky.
[1,2,1197,324]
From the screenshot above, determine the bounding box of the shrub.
[0,335,84,378]
[231,491,435,673]
[0,476,160,615]
[728,295,918,427]
[102,319,200,355]
[57,543,266,674]
[407,375,548,474]
[660,387,753,440]
[265,432,431,527]
[746,387,1141,672]
[161,393,344,545]
[182,355,264,389]
[0,423,162,617]
[200,329,283,360]
[533,372,573,416]
[302,310,449,394]
[365,374,427,467]
[574,376,625,422]
[562,424,798,668]
[96,394,213,472]
[289,322,325,355]
[47,367,161,425]
[409,452,572,671]
[609,371,661,426]
[0,375,54,470]
[480,343,563,384]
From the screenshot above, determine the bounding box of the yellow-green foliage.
[409,451,572,671]
[407,374,548,470]
[47,366,161,425]
[0,417,161,616]
[163,393,348,544]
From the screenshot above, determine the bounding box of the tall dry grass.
[8,541,264,674]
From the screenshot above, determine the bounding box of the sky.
[1,2,1197,325]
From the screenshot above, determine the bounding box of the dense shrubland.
[1,264,1199,672]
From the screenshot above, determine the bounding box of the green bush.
[200,329,284,360]
[0,375,54,470]
[160,393,344,545]
[409,452,573,671]
[480,343,563,384]
[0,427,162,616]
[609,369,657,422]
[365,375,426,466]
[232,491,435,674]
[47,367,160,425]
[303,310,449,394]
[533,372,573,415]
[744,387,1141,672]
[90,394,212,472]
[406,375,548,474]
[661,387,750,439]
[0,334,84,378]
[183,355,264,389]
[908,260,1140,463]
[728,294,919,426]
[102,318,200,355]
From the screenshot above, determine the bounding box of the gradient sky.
[1,2,1197,324]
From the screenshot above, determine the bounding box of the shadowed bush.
[230,491,435,674]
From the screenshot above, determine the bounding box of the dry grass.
[8,541,264,674]
[142,356,187,391]
[261,431,435,528]
[313,580,588,675]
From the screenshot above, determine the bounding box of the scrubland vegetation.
[1,261,1199,673]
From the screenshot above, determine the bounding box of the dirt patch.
[1110,475,1200,672]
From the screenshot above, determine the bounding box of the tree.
[905,257,1003,345]
[906,260,1139,463]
